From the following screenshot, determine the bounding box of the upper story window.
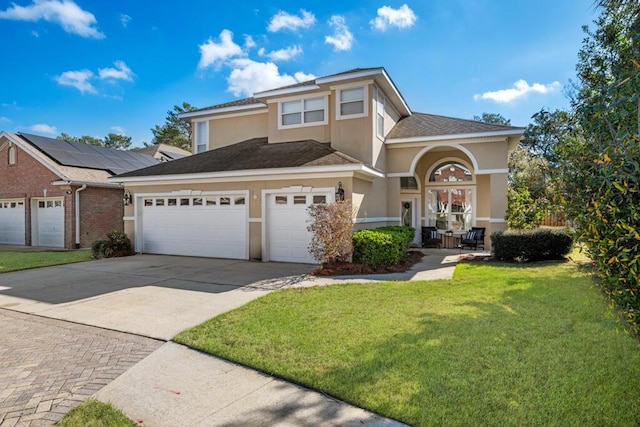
[195,121,208,154]
[376,87,385,138]
[337,85,368,120]
[8,146,16,165]
[279,96,327,129]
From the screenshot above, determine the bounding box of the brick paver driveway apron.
[0,308,162,426]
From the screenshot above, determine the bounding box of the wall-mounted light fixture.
[123,189,132,206]
[335,181,345,202]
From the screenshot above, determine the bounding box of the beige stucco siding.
[209,112,268,149]
[463,141,509,171]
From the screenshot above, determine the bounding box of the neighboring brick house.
[0,132,157,248]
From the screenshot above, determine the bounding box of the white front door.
[401,199,420,244]
[139,193,248,259]
[267,192,329,264]
[32,198,64,247]
[0,199,25,245]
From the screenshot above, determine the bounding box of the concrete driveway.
[0,254,314,340]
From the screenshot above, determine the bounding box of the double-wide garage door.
[140,194,248,259]
[0,199,25,245]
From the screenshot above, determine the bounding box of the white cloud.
[30,123,57,134]
[120,13,131,27]
[259,45,302,61]
[198,29,244,70]
[370,4,417,31]
[325,15,354,51]
[110,126,125,134]
[0,0,104,38]
[473,80,562,103]
[31,30,39,37]
[0,116,11,123]
[55,69,96,94]
[98,60,134,81]
[227,59,315,97]
[268,9,315,32]
[244,35,256,49]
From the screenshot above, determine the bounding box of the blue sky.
[1,0,597,148]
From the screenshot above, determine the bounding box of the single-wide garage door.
[0,199,25,245]
[140,194,248,259]
[267,193,328,264]
[32,199,64,247]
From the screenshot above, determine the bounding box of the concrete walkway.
[0,248,484,426]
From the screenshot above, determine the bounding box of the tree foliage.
[473,112,511,126]
[556,0,640,334]
[307,201,353,265]
[150,102,196,151]
[57,132,131,150]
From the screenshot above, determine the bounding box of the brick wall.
[0,140,124,248]
[77,186,124,247]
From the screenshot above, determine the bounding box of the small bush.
[352,226,415,268]
[91,230,134,259]
[492,228,573,262]
[307,201,353,264]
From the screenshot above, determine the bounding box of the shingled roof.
[386,113,524,139]
[115,138,362,178]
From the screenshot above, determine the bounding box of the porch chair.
[421,226,442,248]
[460,227,486,251]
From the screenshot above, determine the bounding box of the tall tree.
[57,133,103,146]
[557,0,640,334]
[473,112,511,126]
[103,133,132,150]
[150,102,197,151]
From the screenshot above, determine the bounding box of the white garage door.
[140,194,248,259]
[267,193,328,264]
[32,199,65,247]
[0,199,25,245]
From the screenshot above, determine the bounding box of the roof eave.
[178,103,267,120]
[253,84,322,99]
[385,129,524,144]
[109,164,384,184]
[52,180,123,189]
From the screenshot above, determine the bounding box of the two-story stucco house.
[112,67,523,263]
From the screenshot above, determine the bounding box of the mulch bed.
[312,250,424,276]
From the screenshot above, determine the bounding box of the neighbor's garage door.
[32,199,65,247]
[267,193,328,264]
[0,199,25,245]
[140,194,248,259]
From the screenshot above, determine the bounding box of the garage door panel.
[33,199,64,248]
[0,200,26,245]
[267,193,321,264]
[140,195,247,259]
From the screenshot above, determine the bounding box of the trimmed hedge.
[492,228,573,262]
[92,230,134,259]
[352,226,415,268]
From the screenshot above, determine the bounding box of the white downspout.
[75,184,87,248]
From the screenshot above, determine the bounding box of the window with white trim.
[195,121,208,154]
[376,88,385,138]
[279,96,327,128]
[337,86,367,119]
[8,146,16,165]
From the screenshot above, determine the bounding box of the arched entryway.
[425,159,475,231]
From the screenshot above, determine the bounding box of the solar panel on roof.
[20,132,159,174]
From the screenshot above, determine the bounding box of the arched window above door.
[8,146,16,165]
[428,161,472,183]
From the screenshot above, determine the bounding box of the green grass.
[175,261,640,426]
[58,399,137,427]
[0,250,91,273]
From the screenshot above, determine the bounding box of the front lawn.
[0,250,92,273]
[58,399,137,427]
[175,261,640,426]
